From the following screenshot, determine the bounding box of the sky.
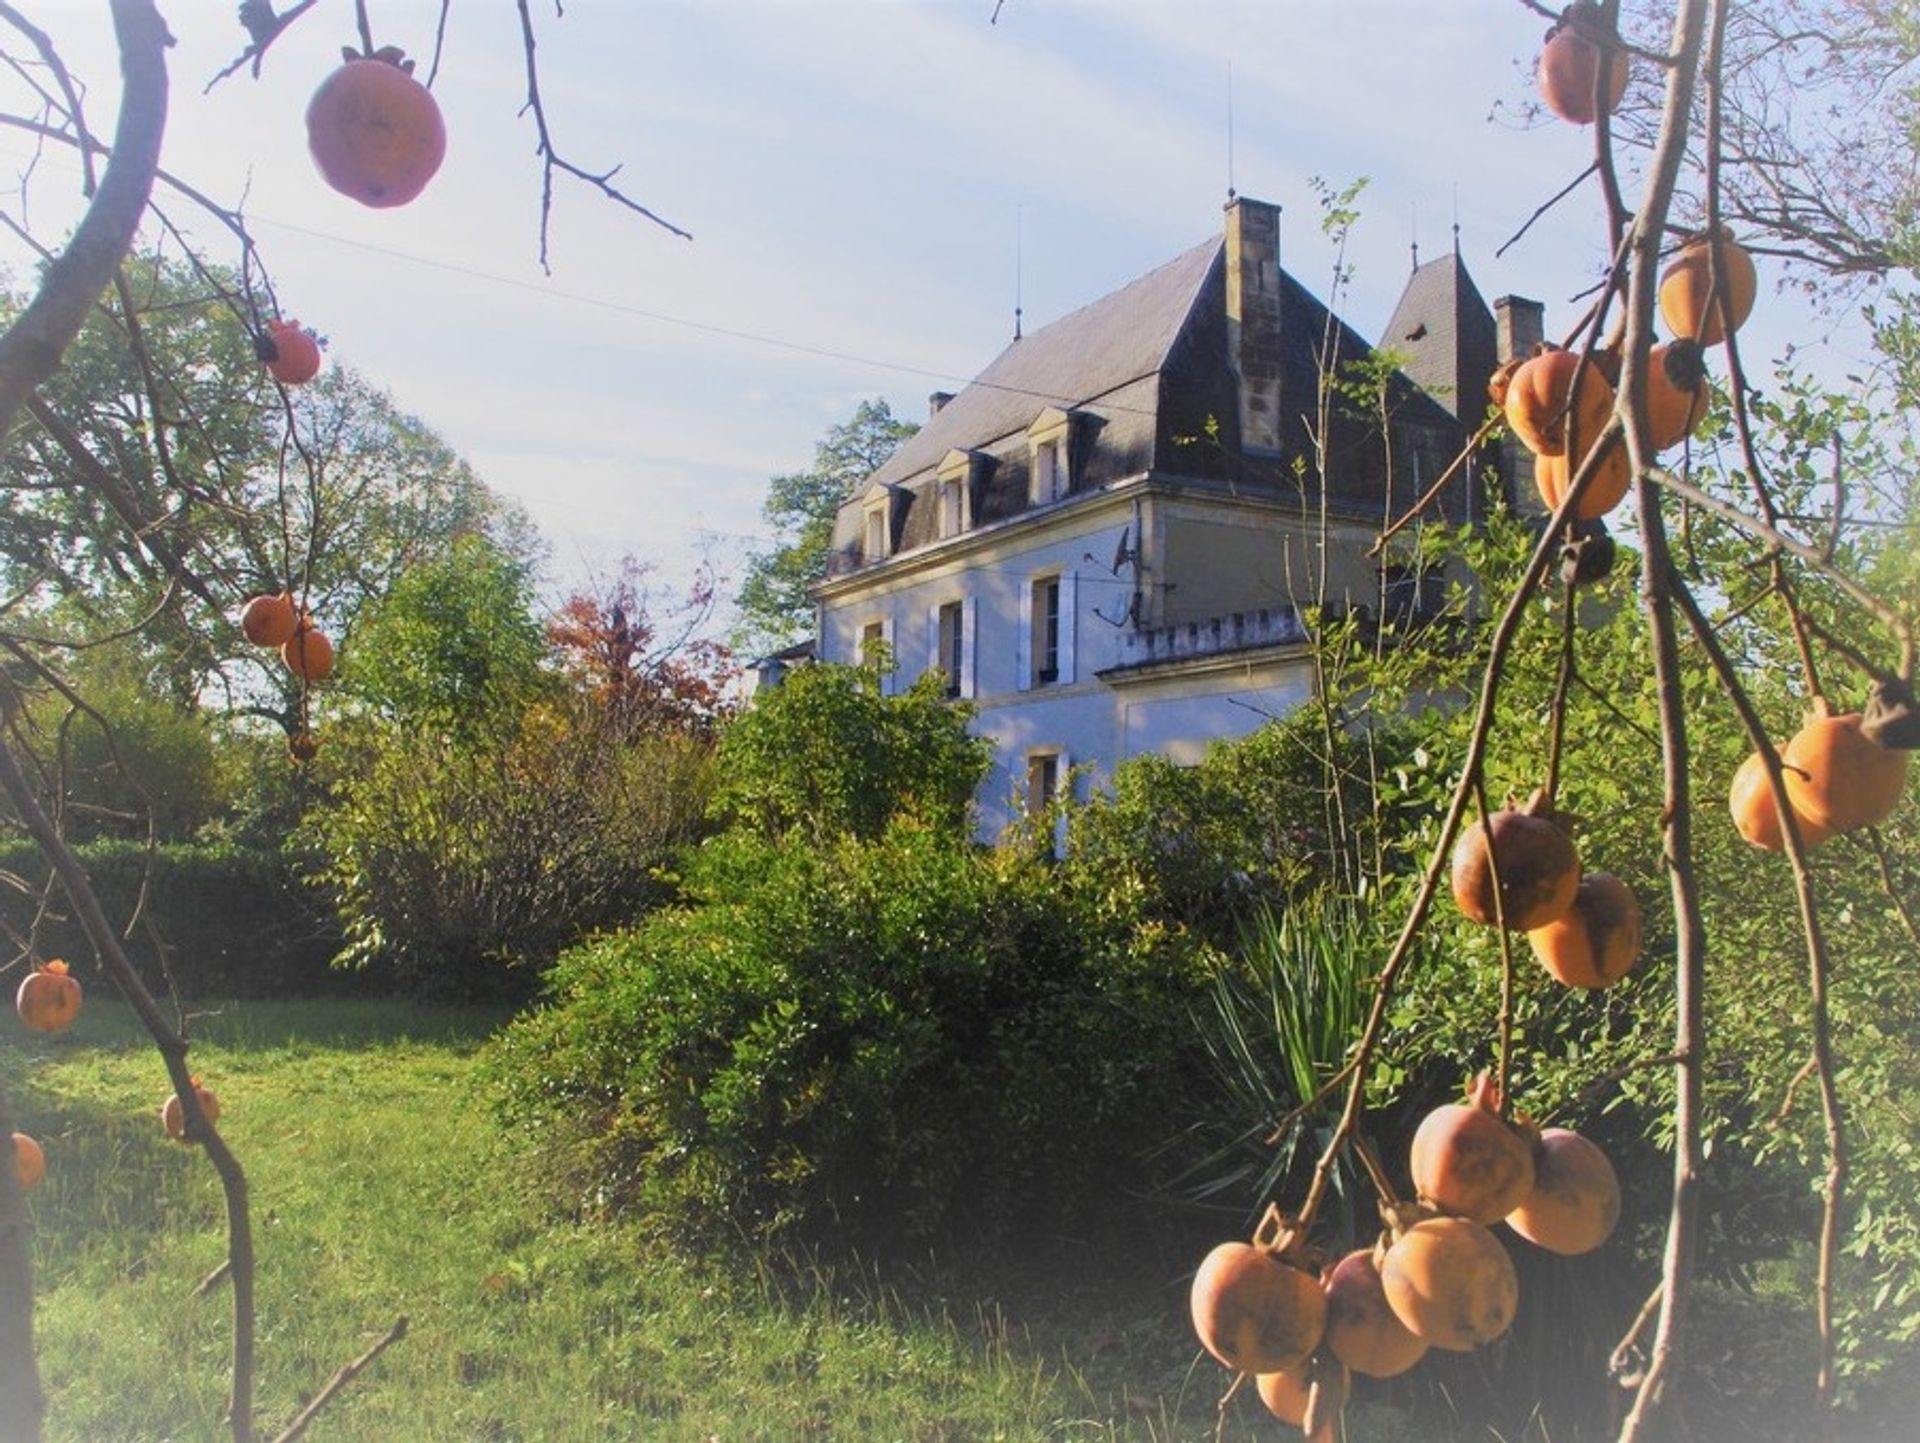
[0,0,1866,625]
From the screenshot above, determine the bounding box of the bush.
[0,838,347,997]
[1067,706,1424,943]
[303,711,713,997]
[486,820,1208,1247]
[712,662,990,842]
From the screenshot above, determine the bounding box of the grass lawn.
[6,998,1263,1443]
[19,999,1911,1443]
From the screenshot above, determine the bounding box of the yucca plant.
[1178,893,1408,1244]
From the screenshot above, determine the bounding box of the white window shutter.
[880,615,895,695]
[927,603,943,679]
[960,596,977,699]
[1059,571,1079,684]
[1016,582,1032,692]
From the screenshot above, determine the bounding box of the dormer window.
[937,478,963,539]
[864,505,888,561]
[1026,407,1079,506]
[935,449,980,540]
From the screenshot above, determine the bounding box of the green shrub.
[303,713,713,997]
[712,662,990,842]
[1067,706,1424,944]
[486,820,1207,1247]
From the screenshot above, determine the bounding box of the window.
[936,601,964,698]
[1381,564,1443,626]
[864,507,888,562]
[1034,440,1063,504]
[937,478,963,539]
[1030,577,1060,686]
[1026,752,1060,814]
[860,619,885,667]
[1026,408,1077,506]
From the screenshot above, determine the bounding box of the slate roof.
[868,236,1219,489]
[827,224,1498,574]
[1380,252,1501,427]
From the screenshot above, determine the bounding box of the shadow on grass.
[6,1082,210,1279]
[6,995,519,1061]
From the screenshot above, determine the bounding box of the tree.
[547,554,735,741]
[307,544,728,993]
[341,534,551,743]
[0,3,685,1437]
[732,398,917,656]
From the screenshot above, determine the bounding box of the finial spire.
[1014,203,1024,341]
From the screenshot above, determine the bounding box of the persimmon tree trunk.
[0,1080,43,1443]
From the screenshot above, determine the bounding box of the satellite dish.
[1110,524,1132,574]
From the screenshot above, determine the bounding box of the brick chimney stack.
[1225,196,1283,455]
[1494,294,1544,364]
[1494,295,1548,514]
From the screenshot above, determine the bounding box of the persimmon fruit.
[1534,437,1631,521]
[1646,339,1709,450]
[1782,711,1910,834]
[16,959,81,1032]
[1410,1073,1537,1225]
[1659,230,1757,346]
[1189,1240,1326,1376]
[1729,749,1832,852]
[1451,802,1580,930]
[1528,871,1642,989]
[1504,347,1614,458]
[240,591,299,647]
[162,1078,221,1142]
[307,48,446,209]
[1323,1248,1428,1378]
[1537,3,1629,125]
[11,1132,44,1191]
[1507,1129,1621,1256]
[259,319,321,385]
[282,623,335,684]
[1379,1216,1519,1352]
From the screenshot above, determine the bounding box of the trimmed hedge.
[0,839,363,998]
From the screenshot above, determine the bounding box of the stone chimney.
[928,391,954,418]
[1494,294,1545,363]
[1225,196,1283,455]
[1493,295,1548,515]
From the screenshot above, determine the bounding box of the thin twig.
[268,1317,409,1443]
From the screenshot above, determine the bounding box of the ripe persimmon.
[1659,229,1757,346]
[1782,710,1910,834]
[259,319,321,385]
[1323,1248,1428,1378]
[307,49,445,209]
[1189,1240,1326,1377]
[1505,347,1614,458]
[1409,1073,1537,1225]
[1537,2,1628,125]
[282,624,335,684]
[1528,871,1642,989]
[16,960,81,1033]
[1451,800,1581,930]
[1729,749,1833,852]
[240,591,299,647]
[1646,340,1709,450]
[1379,1216,1519,1352]
[161,1078,221,1142]
[1507,1129,1621,1256]
[11,1132,44,1191]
